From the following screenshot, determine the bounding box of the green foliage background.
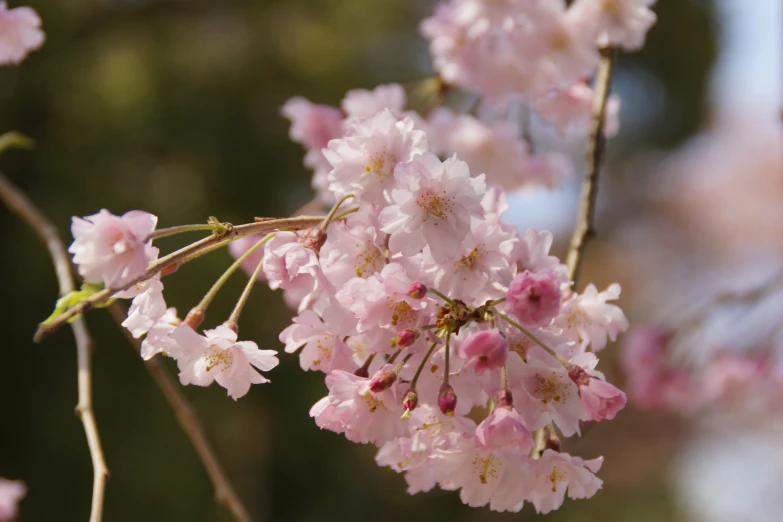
[0,1,716,521]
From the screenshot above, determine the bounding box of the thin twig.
[565,47,615,285]
[108,304,252,522]
[34,215,326,341]
[0,172,109,522]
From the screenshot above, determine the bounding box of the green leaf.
[0,131,35,156]
[41,283,106,325]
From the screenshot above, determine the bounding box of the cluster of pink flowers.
[422,0,654,121]
[55,0,652,514]
[623,328,783,415]
[68,210,280,401]
[282,83,573,202]
[268,98,629,511]
[0,479,25,522]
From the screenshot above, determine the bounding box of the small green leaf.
[0,131,35,156]
[41,283,106,325]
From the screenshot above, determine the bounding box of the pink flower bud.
[496,388,513,408]
[301,228,327,253]
[395,328,419,347]
[438,383,457,416]
[408,282,427,299]
[402,389,418,413]
[506,270,562,327]
[474,404,533,452]
[573,372,627,422]
[184,308,205,330]
[457,329,508,373]
[369,368,397,393]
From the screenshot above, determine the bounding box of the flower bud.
[438,383,457,416]
[301,228,327,253]
[496,388,513,408]
[408,282,427,299]
[401,390,419,419]
[394,328,419,348]
[506,270,562,328]
[369,369,397,393]
[458,329,508,373]
[184,307,205,330]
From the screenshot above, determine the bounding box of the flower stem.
[150,223,217,240]
[197,234,273,313]
[494,310,570,367]
[319,193,355,230]
[409,342,439,390]
[226,248,267,326]
[443,330,452,385]
[429,287,457,305]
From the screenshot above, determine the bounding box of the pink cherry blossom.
[555,283,629,351]
[380,152,486,263]
[262,231,328,310]
[427,108,562,191]
[507,270,563,328]
[122,277,166,338]
[69,209,158,288]
[432,438,533,512]
[310,369,408,445]
[341,83,407,120]
[336,262,434,350]
[279,309,354,373]
[139,307,180,360]
[569,365,627,421]
[324,109,427,203]
[0,2,44,66]
[0,478,25,522]
[458,329,508,374]
[319,208,385,287]
[527,450,603,514]
[570,0,656,51]
[533,82,621,136]
[514,347,584,436]
[173,324,279,400]
[474,405,534,453]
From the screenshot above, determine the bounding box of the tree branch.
[0,172,109,522]
[565,47,615,285]
[107,303,253,522]
[34,215,327,342]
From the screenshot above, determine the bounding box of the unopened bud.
[223,320,238,334]
[184,308,205,330]
[496,388,513,408]
[301,228,327,253]
[545,430,561,452]
[438,383,457,416]
[567,364,590,387]
[401,390,418,419]
[369,369,397,393]
[408,282,427,299]
[394,328,419,348]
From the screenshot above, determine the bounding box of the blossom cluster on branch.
[15,0,659,519]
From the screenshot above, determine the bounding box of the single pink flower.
[528,450,603,514]
[0,2,44,65]
[69,209,158,288]
[507,270,563,328]
[458,329,508,374]
[0,478,26,522]
[569,366,627,421]
[474,405,534,453]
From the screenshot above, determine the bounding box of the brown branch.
[565,47,615,285]
[0,172,109,522]
[107,304,252,522]
[34,215,327,342]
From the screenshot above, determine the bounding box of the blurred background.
[0,0,780,521]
